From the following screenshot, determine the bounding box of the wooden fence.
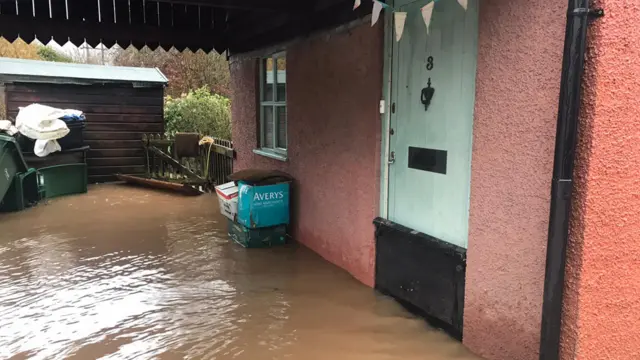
[142,134,234,191]
[207,138,234,186]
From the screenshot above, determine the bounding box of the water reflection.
[0,185,479,359]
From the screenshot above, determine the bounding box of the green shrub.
[0,88,5,119]
[164,87,231,140]
[37,46,74,63]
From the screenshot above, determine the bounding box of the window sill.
[253,148,288,162]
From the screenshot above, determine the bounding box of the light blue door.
[388,0,478,248]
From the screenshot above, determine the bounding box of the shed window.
[258,52,287,158]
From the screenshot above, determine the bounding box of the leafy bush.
[164,87,231,140]
[37,46,74,63]
[0,96,5,120]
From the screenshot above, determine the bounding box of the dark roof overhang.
[0,0,373,54]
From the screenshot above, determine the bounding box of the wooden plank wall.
[5,83,164,183]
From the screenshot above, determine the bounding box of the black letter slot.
[408,147,447,175]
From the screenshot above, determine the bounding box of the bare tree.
[113,47,230,98]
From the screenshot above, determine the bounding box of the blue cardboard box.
[237,180,290,228]
[227,219,287,248]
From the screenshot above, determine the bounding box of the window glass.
[259,53,287,154]
[276,57,286,102]
[262,58,274,101]
[277,106,287,149]
[263,106,274,148]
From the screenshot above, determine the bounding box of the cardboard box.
[227,219,287,248]
[237,181,290,229]
[215,181,238,221]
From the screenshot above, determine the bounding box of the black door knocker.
[421,78,435,111]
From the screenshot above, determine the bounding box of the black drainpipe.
[539,1,603,360]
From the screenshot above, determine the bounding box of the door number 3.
[426,56,434,71]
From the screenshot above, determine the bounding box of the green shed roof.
[0,57,168,87]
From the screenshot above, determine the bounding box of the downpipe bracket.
[589,8,605,18]
[570,8,605,18]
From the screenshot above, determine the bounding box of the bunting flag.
[421,2,435,34]
[360,0,466,36]
[371,0,384,26]
[394,12,407,41]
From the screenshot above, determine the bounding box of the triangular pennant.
[353,0,361,10]
[371,0,384,26]
[457,0,467,11]
[421,2,434,34]
[394,12,407,42]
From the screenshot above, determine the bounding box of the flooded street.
[0,185,479,360]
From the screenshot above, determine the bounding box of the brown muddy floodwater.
[0,185,480,360]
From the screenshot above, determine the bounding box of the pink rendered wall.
[463,0,566,359]
[230,23,383,287]
[561,1,640,359]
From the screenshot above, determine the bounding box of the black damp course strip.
[373,217,466,340]
[408,146,447,175]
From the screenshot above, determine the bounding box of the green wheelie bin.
[0,134,27,200]
[0,134,39,211]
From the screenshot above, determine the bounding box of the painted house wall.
[463,0,567,359]
[561,1,640,359]
[231,23,384,286]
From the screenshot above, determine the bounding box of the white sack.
[15,104,67,128]
[0,120,18,136]
[34,139,62,157]
[18,118,69,141]
[61,109,84,118]
[15,104,69,141]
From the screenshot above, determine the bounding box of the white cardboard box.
[215,181,238,221]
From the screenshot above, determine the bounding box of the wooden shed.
[0,57,168,183]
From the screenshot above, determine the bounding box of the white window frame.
[255,51,287,161]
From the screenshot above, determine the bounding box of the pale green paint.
[387,0,478,248]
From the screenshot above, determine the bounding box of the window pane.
[262,58,273,101]
[276,57,286,102]
[263,106,274,148]
[277,106,287,149]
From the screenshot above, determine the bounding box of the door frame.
[379,1,395,219]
